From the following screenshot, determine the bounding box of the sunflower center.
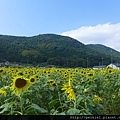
[30,78,35,82]
[15,78,27,88]
[19,72,23,76]
[0,69,3,73]
[88,73,93,76]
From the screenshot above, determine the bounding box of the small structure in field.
[107,63,120,69]
[93,65,106,69]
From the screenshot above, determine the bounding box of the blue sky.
[0,0,120,51]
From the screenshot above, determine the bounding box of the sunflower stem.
[18,94,23,115]
[74,99,76,109]
[58,91,63,112]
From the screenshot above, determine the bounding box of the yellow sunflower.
[29,76,36,84]
[11,76,30,95]
[61,83,76,101]
[47,80,54,84]
[112,94,116,99]
[47,80,58,87]
[0,89,7,97]
[87,72,94,78]
[92,95,102,102]
[0,69,3,74]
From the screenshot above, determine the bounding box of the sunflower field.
[0,66,120,115]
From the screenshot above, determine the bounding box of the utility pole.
[102,57,103,65]
[111,50,113,64]
[111,49,113,68]
[67,61,68,67]
[86,58,88,68]
[99,62,100,66]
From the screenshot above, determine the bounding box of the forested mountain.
[0,34,120,67]
[87,44,120,59]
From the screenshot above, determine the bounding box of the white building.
[108,63,120,69]
[93,65,106,69]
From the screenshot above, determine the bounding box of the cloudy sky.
[0,0,120,51]
[61,23,120,52]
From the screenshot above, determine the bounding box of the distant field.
[0,67,120,115]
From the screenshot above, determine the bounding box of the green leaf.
[0,103,10,114]
[48,99,58,108]
[67,108,80,115]
[97,103,104,110]
[77,95,84,102]
[30,103,48,113]
[52,110,59,115]
[84,109,92,115]
[26,99,30,104]
[58,112,66,115]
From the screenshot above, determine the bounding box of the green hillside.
[0,34,120,67]
[87,44,120,63]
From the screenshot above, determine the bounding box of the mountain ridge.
[0,33,120,67]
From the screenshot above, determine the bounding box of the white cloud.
[61,22,120,52]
